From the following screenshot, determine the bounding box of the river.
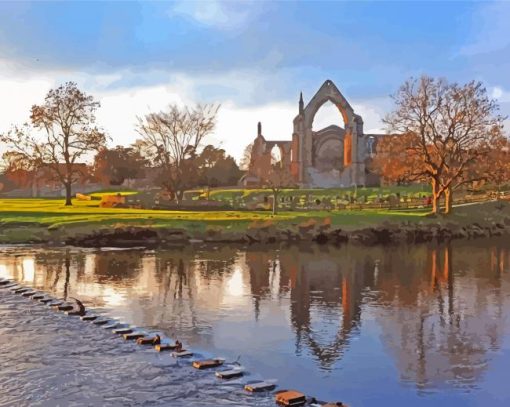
[1,239,509,406]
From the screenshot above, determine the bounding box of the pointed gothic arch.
[247,79,379,189]
[300,80,358,177]
[303,80,354,130]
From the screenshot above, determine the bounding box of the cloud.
[168,0,257,30]
[0,60,387,162]
[459,2,510,56]
[0,76,54,128]
[491,86,510,104]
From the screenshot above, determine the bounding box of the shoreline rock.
[56,218,510,248]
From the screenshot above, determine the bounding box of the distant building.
[245,80,384,188]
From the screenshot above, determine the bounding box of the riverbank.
[0,198,509,246]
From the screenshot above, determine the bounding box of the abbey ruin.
[245,80,382,188]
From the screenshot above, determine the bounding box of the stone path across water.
[0,287,274,407]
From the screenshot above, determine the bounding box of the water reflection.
[1,239,509,402]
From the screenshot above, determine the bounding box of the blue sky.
[0,0,509,160]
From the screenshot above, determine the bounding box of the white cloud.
[95,84,188,147]
[215,101,296,158]
[491,86,510,103]
[0,76,53,127]
[169,0,257,30]
[0,60,387,163]
[310,100,386,134]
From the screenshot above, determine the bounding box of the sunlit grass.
[0,197,429,231]
[0,197,507,245]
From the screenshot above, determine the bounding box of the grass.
[0,197,429,231]
[0,192,508,244]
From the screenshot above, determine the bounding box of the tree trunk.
[175,190,184,205]
[431,179,440,214]
[272,189,278,215]
[64,182,72,206]
[444,187,453,214]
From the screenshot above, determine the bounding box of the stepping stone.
[0,280,12,286]
[136,334,161,345]
[123,331,146,341]
[81,314,98,321]
[215,366,245,379]
[92,318,111,326]
[39,297,54,304]
[1,283,17,289]
[57,304,74,311]
[275,390,306,406]
[308,401,348,407]
[32,293,45,300]
[48,300,64,307]
[155,340,179,352]
[103,322,126,330]
[13,287,30,294]
[21,291,36,297]
[192,358,225,369]
[244,380,277,393]
[112,327,133,335]
[66,309,85,316]
[171,350,193,358]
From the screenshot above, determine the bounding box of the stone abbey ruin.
[245,80,382,188]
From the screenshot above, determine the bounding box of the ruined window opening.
[312,100,345,131]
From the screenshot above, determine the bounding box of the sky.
[0,0,509,162]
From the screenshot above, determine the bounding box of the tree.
[264,163,295,215]
[136,103,219,203]
[1,144,42,191]
[382,76,505,214]
[196,145,242,188]
[1,82,107,205]
[239,143,253,171]
[258,150,295,215]
[370,133,425,186]
[484,136,510,194]
[94,146,147,186]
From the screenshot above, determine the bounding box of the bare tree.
[1,82,107,205]
[384,76,505,214]
[239,142,253,171]
[259,151,295,215]
[136,103,219,203]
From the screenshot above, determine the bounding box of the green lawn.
[0,195,508,244]
[0,197,429,231]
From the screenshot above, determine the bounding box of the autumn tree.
[370,133,426,186]
[382,76,505,214]
[0,141,43,190]
[136,103,219,204]
[484,136,510,194]
[0,82,107,205]
[94,146,147,186]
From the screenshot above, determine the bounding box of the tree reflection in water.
[0,239,508,394]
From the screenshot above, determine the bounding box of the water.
[1,239,510,406]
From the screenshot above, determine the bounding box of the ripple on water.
[0,290,274,407]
